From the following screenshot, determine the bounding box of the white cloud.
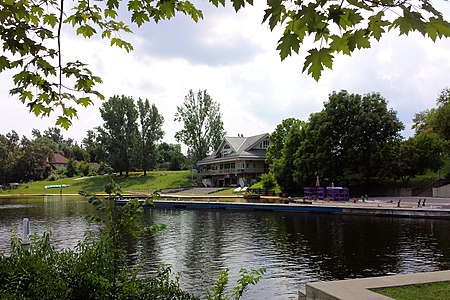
[1,3,450,146]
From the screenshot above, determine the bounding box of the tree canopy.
[269,90,405,193]
[137,98,164,175]
[175,89,225,165]
[99,95,140,176]
[2,0,450,126]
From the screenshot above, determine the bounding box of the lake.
[1,196,450,299]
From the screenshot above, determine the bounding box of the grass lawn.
[0,170,194,195]
[376,281,450,300]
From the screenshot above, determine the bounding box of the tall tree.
[99,95,139,176]
[137,99,164,175]
[82,129,105,163]
[3,0,448,125]
[175,89,225,165]
[395,133,446,183]
[43,127,65,145]
[272,122,307,194]
[413,87,450,143]
[269,91,404,193]
[267,118,304,166]
[300,91,404,186]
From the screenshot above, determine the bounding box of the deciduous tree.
[299,91,404,186]
[175,89,225,165]
[137,99,164,175]
[99,95,139,176]
[395,133,446,183]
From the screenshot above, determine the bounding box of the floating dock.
[115,198,450,219]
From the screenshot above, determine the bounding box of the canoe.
[44,184,70,189]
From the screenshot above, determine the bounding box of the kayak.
[44,184,70,189]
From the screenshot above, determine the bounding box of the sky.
[1,1,450,147]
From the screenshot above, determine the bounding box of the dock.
[116,197,450,219]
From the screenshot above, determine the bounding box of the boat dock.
[116,197,450,219]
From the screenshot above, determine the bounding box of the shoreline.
[3,193,450,219]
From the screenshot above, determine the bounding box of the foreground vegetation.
[0,180,264,299]
[0,171,194,195]
[377,281,450,300]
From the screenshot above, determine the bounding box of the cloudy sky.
[1,1,450,147]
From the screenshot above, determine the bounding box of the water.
[1,196,450,299]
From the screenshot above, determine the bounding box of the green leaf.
[347,29,370,50]
[111,38,134,52]
[391,7,426,36]
[43,14,58,27]
[77,97,93,107]
[276,32,300,61]
[368,11,389,41]
[131,10,149,27]
[76,25,97,38]
[329,34,350,55]
[232,0,245,12]
[0,55,11,71]
[20,91,33,103]
[426,17,450,41]
[347,0,373,11]
[101,30,111,39]
[262,0,283,31]
[209,0,225,7]
[30,103,45,116]
[56,116,72,129]
[104,8,117,19]
[302,48,334,81]
[63,107,78,119]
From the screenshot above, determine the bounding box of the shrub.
[48,168,67,181]
[260,172,277,190]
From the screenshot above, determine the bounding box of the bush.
[48,168,67,181]
[65,158,78,178]
[260,172,277,190]
[77,161,92,177]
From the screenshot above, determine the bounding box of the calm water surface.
[1,196,450,299]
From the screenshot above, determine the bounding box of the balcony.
[198,168,264,176]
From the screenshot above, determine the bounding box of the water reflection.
[1,197,450,299]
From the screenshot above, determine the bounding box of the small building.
[196,133,270,187]
[49,153,69,169]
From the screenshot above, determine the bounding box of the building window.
[259,140,270,148]
[221,144,231,157]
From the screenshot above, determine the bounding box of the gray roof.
[197,133,269,165]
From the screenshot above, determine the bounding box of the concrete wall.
[387,188,413,197]
[433,184,450,198]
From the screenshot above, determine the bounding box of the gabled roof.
[49,153,69,164]
[198,133,269,165]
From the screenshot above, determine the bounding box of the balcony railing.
[198,168,264,175]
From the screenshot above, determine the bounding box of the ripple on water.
[2,200,450,299]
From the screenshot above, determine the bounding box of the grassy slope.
[377,281,450,300]
[0,170,194,195]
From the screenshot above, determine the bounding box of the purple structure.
[303,186,349,201]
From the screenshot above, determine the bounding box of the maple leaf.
[277,32,300,61]
[302,48,333,81]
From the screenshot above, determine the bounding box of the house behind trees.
[196,133,270,187]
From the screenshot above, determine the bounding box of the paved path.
[164,187,225,195]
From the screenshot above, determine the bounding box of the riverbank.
[3,190,450,219]
[113,195,450,219]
